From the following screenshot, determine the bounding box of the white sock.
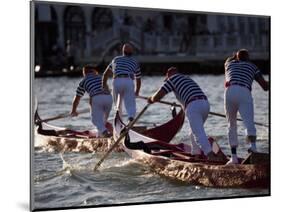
[226,154,239,164]
[250,142,257,151]
[231,154,238,162]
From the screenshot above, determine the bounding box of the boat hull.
[35,133,121,153]
[35,106,185,152]
[128,149,269,188]
[114,109,269,188]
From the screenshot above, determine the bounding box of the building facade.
[34,3,270,68]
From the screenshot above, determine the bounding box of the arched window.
[105,41,140,56]
[197,14,209,34]
[35,4,58,63]
[64,6,85,48]
[238,17,246,35]
[227,16,235,34]
[35,4,57,22]
[187,14,198,35]
[248,17,256,34]
[92,8,113,31]
[258,18,269,34]
[162,13,174,32]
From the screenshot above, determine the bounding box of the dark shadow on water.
[17,202,29,211]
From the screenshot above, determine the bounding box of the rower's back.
[161,73,206,109]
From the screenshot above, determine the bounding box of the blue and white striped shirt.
[76,74,105,97]
[161,74,206,107]
[109,55,141,79]
[225,60,262,90]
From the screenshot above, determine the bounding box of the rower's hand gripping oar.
[93,103,150,172]
[137,95,268,128]
[37,109,90,123]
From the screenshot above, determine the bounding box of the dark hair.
[83,64,98,75]
[122,43,133,56]
[124,52,133,56]
[83,64,96,70]
[236,49,249,61]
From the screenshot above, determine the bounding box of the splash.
[34,164,73,183]
[35,134,124,153]
[104,158,137,169]
[60,153,73,171]
[34,153,89,183]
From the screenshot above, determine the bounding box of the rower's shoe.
[248,147,258,153]
[128,117,134,122]
[101,130,112,138]
[191,148,202,156]
[226,157,239,165]
[191,139,201,155]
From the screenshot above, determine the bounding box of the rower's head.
[122,43,133,56]
[165,67,178,79]
[82,64,98,76]
[236,49,250,61]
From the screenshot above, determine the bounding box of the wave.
[34,167,71,183]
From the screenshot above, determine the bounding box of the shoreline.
[34,59,270,78]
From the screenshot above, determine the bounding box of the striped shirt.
[109,55,141,79]
[76,74,105,97]
[225,60,262,90]
[161,73,206,107]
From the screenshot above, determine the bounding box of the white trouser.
[91,94,113,136]
[186,99,212,155]
[224,85,256,147]
[113,78,136,118]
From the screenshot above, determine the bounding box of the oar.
[38,108,90,123]
[137,95,181,107]
[137,95,268,127]
[93,104,150,171]
[208,111,268,127]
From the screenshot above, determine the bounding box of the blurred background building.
[33,3,270,76]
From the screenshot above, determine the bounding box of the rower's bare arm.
[70,95,81,116]
[102,67,112,90]
[135,78,141,96]
[148,88,166,103]
[256,76,269,91]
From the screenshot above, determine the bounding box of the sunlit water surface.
[33,75,269,209]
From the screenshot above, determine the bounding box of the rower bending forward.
[224,49,269,164]
[147,67,221,161]
[70,65,113,137]
[102,43,141,122]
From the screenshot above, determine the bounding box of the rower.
[70,65,113,137]
[102,43,141,122]
[224,49,269,164]
[147,67,223,162]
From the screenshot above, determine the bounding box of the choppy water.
[32,75,269,210]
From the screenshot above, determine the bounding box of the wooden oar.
[137,95,268,127]
[93,104,150,171]
[208,112,268,127]
[137,95,181,107]
[38,108,90,123]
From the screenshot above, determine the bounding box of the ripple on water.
[33,76,269,209]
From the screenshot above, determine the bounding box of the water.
[32,75,269,210]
